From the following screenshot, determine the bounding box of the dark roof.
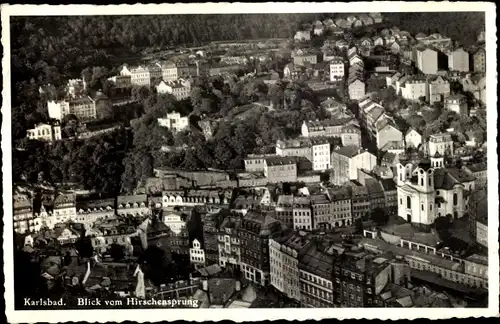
[333,146,361,158]
[380,179,396,191]
[466,163,487,173]
[298,243,334,280]
[265,156,297,166]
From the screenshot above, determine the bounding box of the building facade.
[158,112,190,132]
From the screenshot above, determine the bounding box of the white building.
[161,62,179,82]
[329,60,345,81]
[293,197,312,231]
[163,212,186,235]
[120,65,151,87]
[448,48,470,72]
[26,123,61,142]
[401,79,427,101]
[396,160,473,225]
[47,96,96,121]
[156,79,191,100]
[405,128,422,148]
[157,112,190,132]
[428,133,454,157]
[13,195,35,234]
[218,217,241,269]
[269,232,310,302]
[445,94,468,116]
[189,238,206,269]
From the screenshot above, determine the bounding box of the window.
[406,196,411,209]
[453,193,458,206]
[421,204,424,211]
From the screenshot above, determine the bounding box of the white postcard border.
[2,2,498,322]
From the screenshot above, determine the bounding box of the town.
[11,12,488,309]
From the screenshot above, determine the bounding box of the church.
[396,153,475,226]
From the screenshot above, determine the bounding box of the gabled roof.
[333,146,361,158]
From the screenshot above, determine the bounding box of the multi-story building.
[160,62,179,81]
[47,96,97,121]
[13,195,34,234]
[396,158,475,225]
[327,187,352,227]
[415,48,438,75]
[426,75,451,104]
[162,190,230,208]
[243,154,275,172]
[26,123,62,142]
[157,112,190,132]
[276,138,330,171]
[472,48,486,72]
[428,133,454,157]
[301,118,359,140]
[311,194,332,230]
[360,238,487,290]
[448,48,470,72]
[333,253,408,307]
[120,65,151,87]
[375,117,403,150]
[67,78,86,97]
[405,128,423,148]
[379,178,398,214]
[400,78,427,101]
[117,195,149,217]
[239,211,281,286]
[275,195,294,228]
[445,94,468,116]
[270,231,311,302]
[75,198,115,230]
[89,221,135,253]
[330,146,377,186]
[107,75,132,89]
[293,196,313,231]
[189,238,206,269]
[299,243,335,307]
[156,79,191,101]
[148,62,163,81]
[365,178,386,211]
[218,216,242,269]
[348,184,370,221]
[264,156,298,183]
[329,59,345,81]
[463,163,487,189]
[341,124,362,148]
[293,54,318,66]
[467,188,487,248]
[294,30,311,42]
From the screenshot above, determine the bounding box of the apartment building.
[428,133,454,157]
[276,137,330,171]
[218,216,242,269]
[239,211,281,286]
[426,75,451,104]
[270,232,311,302]
[330,146,377,186]
[293,196,313,231]
[120,65,151,87]
[26,123,62,142]
[156,79,191,100]
[311,194,332,230]
[157,112,190,132]
[264,156,298,183]
[47,96,97,121]
[298,243,335,307]
[415,48,438,75]
[329,59,345,81]
[472,48,486,72]
[448,48,470,72]
[400,78,427,101]
[327,187,352,227]
[275,195,294,228]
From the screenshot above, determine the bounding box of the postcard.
[2,2,498,322]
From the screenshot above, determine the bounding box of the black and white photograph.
[2,2,498,322]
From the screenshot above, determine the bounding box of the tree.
[370,208,389,226]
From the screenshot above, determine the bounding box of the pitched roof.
[333,146,361,158]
